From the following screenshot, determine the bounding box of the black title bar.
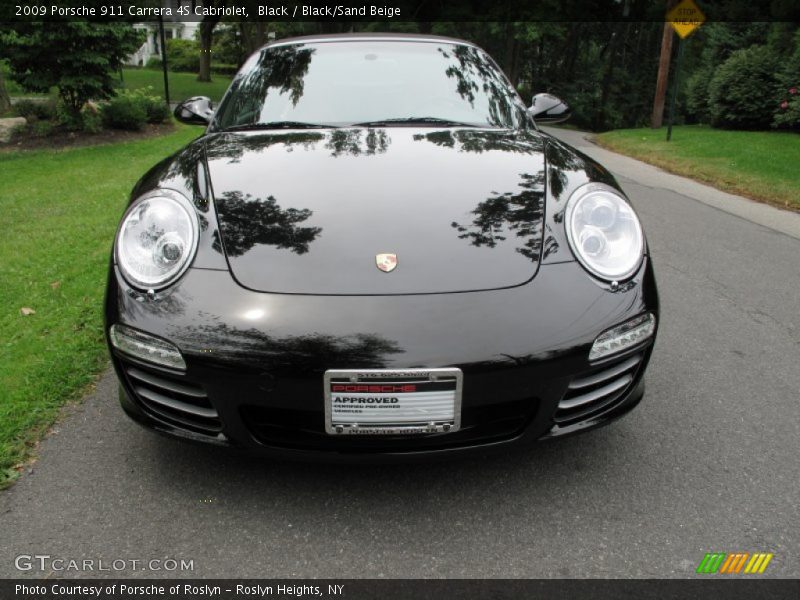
[3,0,800,23]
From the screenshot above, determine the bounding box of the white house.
[126,1,201,67]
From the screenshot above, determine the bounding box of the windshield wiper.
[224,121,339,131]
[351,117,484,128]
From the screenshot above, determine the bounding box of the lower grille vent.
[242,397,537,452]
[555,353,643,425]
[124,366,221,434]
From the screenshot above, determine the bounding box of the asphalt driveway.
[1,127,798,578]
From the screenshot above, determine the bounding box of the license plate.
[324,368,463,435]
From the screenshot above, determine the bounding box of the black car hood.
[204,127,547,295]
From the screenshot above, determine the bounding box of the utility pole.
[651,21,674,129]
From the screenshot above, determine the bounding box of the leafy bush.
[144,98,171,124]
[31,120,55,137]
[773,87,800,130]
[144,39,202,73]
[12,99,56,122]
[80,101,103,133]
[102,87,170,130]
[133,86,170,124]
[166,39,200,73]
[707,45,780,129]
[772,30,800,130]
[685,66,713,124]
[102,91,147,130]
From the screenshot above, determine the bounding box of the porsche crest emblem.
[375,253,398,273]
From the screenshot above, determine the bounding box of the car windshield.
[212,40,527,130]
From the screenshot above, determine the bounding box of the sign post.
[665,0,705,141]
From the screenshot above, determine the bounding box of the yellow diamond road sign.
[667,0,706,39]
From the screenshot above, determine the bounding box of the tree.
[0,28,15,114]
[198,1,227,82]
[3,21,141,118]
[0,68,10,115]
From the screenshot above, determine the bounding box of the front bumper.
[106,258,658,460]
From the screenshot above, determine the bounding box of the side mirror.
[174,96,214,126]
[528,93,571,124]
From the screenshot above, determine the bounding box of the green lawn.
[0,125,203,489]
[118,68,232,103]
[596,126,800,210]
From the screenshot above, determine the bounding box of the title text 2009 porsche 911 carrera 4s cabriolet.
[105,33,659,459]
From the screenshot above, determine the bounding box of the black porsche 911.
[105,33,659,459]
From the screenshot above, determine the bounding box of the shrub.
[133,86,170,124]
[80,101,103,133]
[707,45,780,129]
[773,88,800,130]
[102,91,147,130]
[144,98,171,124]
[13,99,56,122]
[31,120,55,137]
[773,30,800,130]
[165,39,200,73]
[685,66,712,124]
[102,87,170,130]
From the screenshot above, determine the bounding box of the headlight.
[565,183,644,281]
[115,190,199,290]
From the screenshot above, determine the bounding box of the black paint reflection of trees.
[324,128,389,157]
[413,129,541,155]
[176,321,404,373]
[207,131,325,165]
[214,192,321,257]
[438,45,523,128]
[451,173,545,262]
[215,45,316,129]
[546,138,612,200]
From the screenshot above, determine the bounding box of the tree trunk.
[239,23,252,57]
[595,24,621,131]
[564,24,582,80]
[504,31,521,87]
[198,17,220,82]
[0,66,11,114]
[255,22,266,50]
[240,23,266,59]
